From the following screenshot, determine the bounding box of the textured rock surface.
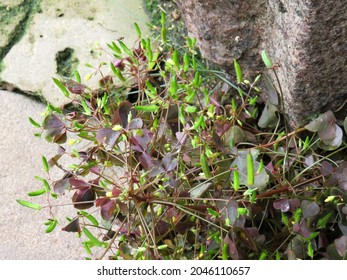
[0,90,85,259]
[0,0,149,106]
[176,0,347,126]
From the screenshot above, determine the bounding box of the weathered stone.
[176,0,347,127]
[0,0,149,106]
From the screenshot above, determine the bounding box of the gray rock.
[176,0,347,127]
[0,90,84,259]
[0,0,149,106]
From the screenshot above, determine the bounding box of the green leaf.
[74,70,81,83]
[183,53,190,72]
[316,212,334,229]
[259,251,268,260]
[45,219,58,233]
[200,153,211,179]
[16,199,42,210]
[134,105,159,113]
[134,22,142,38]
[307,242,314,258]
[118,40,133,57]
[83,227,105,247]
[207,208,220,217]
[80,99,92,116]
[344,116,347,134]
[79,211,99,227]
[233,59,243,83]
[222,243,229,260]
[172,50,180,70]
[53,78,69,97]
[247,153,254,186]
[261,50,273,68]
[110,62,126,82]
[28,188,47,197]
[42,156,49,173]
[233,168,240,191]
[237,207,248,216]
[29,117,41,128]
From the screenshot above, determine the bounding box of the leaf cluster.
[19,19,347,260]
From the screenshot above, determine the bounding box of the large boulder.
[176,0,347,126]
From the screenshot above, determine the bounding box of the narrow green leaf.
[161,12,166,25]
[259,251,268,260]
[161,26,167,44]
[256,160,264,174]
[222,243,229,260]
[207,208,219,217]
[110,62,126,82]
[237,207,248,216]
[53,78,69,97]
[172,50,180,70]
[42,179,51,192]
[169,75,178,97]
[16,199,42,210]
[42,156,49,173]
[79,211,99,226]
[233,168,240,191]
[316,212,333,229]
[200,153,211,179]
[134,105,159,113]
[157,244,168,250]
[83,227,104,247]
[261,50,273,68]
[281,212,289,227]
[80,99,91,116]
[233,59,243,83]
[45,219,58,233]
[307,242,314,258]
[28,188,46,197]
[74,70,81,83]
[118,40,133,57]
[134,22,142,38]
[183,53,190,72]
[247,153,254,186]
[29,117,41,128]
[192,71,200,86]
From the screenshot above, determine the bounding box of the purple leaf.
[100,200,116,221]
[42,114,67,143]
[112,101,134,128]
[224,233,239,260]
[273,199,290,212]
[320,161,334,176]
[72,188,95,209]
[335,162,347,191]
[131,129,154,151]
[162,153,178,172]
[63,79,87,94]
[154,220,170,237]
[128,118,143,130]
[334,236,347,257]
[96,127,121,148]
[289,198,301,212]
[53,178,70,195]
[301,200,320,218]
[62,218,81,233]
[69,178,90,189]
[138,152,155,170]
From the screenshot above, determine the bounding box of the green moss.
[0,0,42,67]
[55,47,79,78]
